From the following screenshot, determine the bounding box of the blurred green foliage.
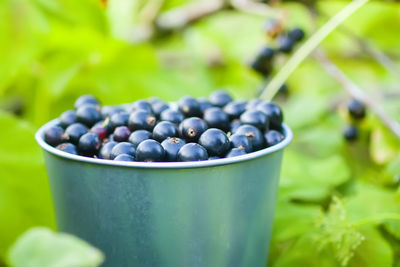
[0,0,400,266]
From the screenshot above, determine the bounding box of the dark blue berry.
[44,126,66,147]
[56,143,78,155]
[128,110,156,131]
[177,143,208,161]
[229,134,252,153]
[245,99,262,110]
[74,95,100,109]
[113,126,131,142]
[179,117,208,142]
[110,112,129,130]
[198,128,230,157]
[130,99,153,113]
[76,105,102,127]
[278,35,295,53]
[65,123,88,145]
[161,137,186,161]
[110,142,136,159]
[160,109,184,125]
[90,125,108,140]
[343,125,358,141]
[251,47,275,76]
[223,101,247,119]
[209,90,232,107]
[99,141,118,159]
[264,130,284,147]
[289,28,305,42]
[151,101,169,118]
[114,154,135,162]
[152,121,178,142]
[240,110,269,131]
[277,84,289,96]
[101,106,125,118]
[94,119,112,134]
[78,132,101,156]
[230,119,242,133]
[203,107,230,132]
[59,110,76,128]
[256,101,283,129]
[178,96,202,117]
[347,99,366,120]
[226,148,246,158]
[128,130,152,148]
[198,97,213,112]
[136,140,165,162]
[235,125,264,151]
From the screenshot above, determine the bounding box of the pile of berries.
[44,91,285,162]
[343,99,366,142]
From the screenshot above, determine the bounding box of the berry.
[226,148,246,158]
[148,97,162,105]
[114,154,135,162]
[44,126,66,147]
[177,143,208,161]
[152,121,178,142]
[209,90,232,107]
[99,141,118,159]
[59,110,76,128]
[278,35,294,53]
[264,130,284,147]
[128,130,152,148]
[110,112,129,130]
[76,105,102,127]
[277,84,289,96]
[101,106,125,118]
[136,140,165,162]
[203,107,230,131]
[223,101,247,119]
[251,57,272,77]
[230,119,242,133]
[78,133,101,156]
[235,125,264,150]
[65,123,88,145]
[128,110,156,131]
[179,117,208,142]
[160,109,184,125]
[74,95,100,109]
[110,142,136,159]
[229,134,252,152]
[56,143,78,155]
[198,128,230,157]
[198,97,213,112]
[246,99,262,110]
[347,99,366,120]
[113,126,131,142]
[343,125,358,142]
[161,137,186,161]
[289,28,305,42]
[256,101,283,129]
[151,101,169,118]
[178,96,202,117]
[240,110,269,131]
[130,99,152,113]
[94,119,112,134]
[90,125,108,140]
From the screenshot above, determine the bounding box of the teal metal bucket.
[36,120,292,267]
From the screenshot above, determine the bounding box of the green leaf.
[8,227,104,267]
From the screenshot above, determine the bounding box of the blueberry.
[44,125,66,147]
[152,121,178,142]
[289,28,305,42]
[151,101,169,118]
[113,126,131,142]
[347,99,366,120]
[198,128,230,157]
[90,125,108,140]
[198,97,213,113]
[128,130,152,148]
[128,110,156,131]
[161,137,186,161]
[240,110,269,131]
[256,101,283,129]
[203,107,230,132]
[76,104,102,127]
[343,125,358,141]
[110,112,129,130]
[59,110,76,128]
[114,154,135,162]
[160,109,184,124]
[101,106,125,118]
[177,143,208,161]
[223,101,247,119]
[136,139,165,162]
[209,90,232,107]
[178,96,202,117]
[74,95,100,109]
[264,130,284,147]
[229,134,252,152]
[278,34,295,53]
[230,119,241,133]
[179,117,208,141]
[99,141,118,159]
[78,132,101,156]
[56,143,78,155]
[235,125,264,151]
[226,148,246,158]
[245,99,262,110]
[130,99,153,113]
[251,56,272,77]
[65,123,88,145]
[110,142,136,159]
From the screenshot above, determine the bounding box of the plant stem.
[351,213,400,227]
[258,0,370,101]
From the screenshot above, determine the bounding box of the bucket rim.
[36,119,293,169]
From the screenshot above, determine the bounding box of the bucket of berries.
[35,90,292,267]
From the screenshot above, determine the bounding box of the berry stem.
[258,0,369,100]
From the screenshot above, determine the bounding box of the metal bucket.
[36,119,292,267]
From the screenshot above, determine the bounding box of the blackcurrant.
[65,123,88,145]
[178,96,202,117]
[90,125,108,140]
[160,109,185,125]
[110,142,136,159]
[128,110,156,131]
[278,35,294,53]
[245,99,262,110]
[128,130,152,148]
[347,99,366,120]
[229,134,252,153]
[223,101,247,119]
[110,112,129,130]
[151,101,169,118]
[256,101,283,129]
[76,105,102,127]
[78,132,101,157]
[235,125,264,151]
[230,119,242,133]
[101,106,125,118]
[113,126,131,142]
[203,107,230,132]
[136,139,165,162]
[240,110,269,131]
[198,97,213,113]
[44,125,66,147]
[264,130,284,147]
[152,121,178,142]
[56,143,78,155]
[209,90,233,107]
[59,110,76,128]
[74,95,100,109]
[99,141,118,159]
[179,117,208,141]
[198,128,230,157]
[130,99,153,113]
[289,28,305,42]
[226,148,246,158]
[177,143,208,161]
[161,137,186,161]
[114,154,135,162]
[343,125,358,142]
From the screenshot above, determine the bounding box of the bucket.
[35,119,292,267]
